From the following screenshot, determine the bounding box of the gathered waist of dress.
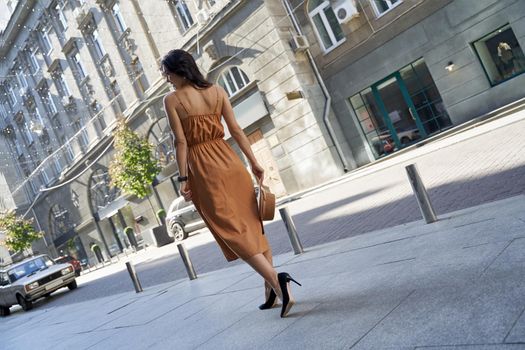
[188,138,224,147]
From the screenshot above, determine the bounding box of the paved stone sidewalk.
[2,195,524,350]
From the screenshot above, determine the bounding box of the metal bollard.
[125,262,143,293]
[279,207,304,255]
[405,164,438,224]
[177,243,197,280]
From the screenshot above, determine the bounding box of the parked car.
[0,254,77,316]
[166,196,206,241]
[54,255,82,276]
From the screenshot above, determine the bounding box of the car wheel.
[16,295,33,311]
[400,136,411,145]
[0,306,10,317]
[67,280,78,290]
[171,222,188,241]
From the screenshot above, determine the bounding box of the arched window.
[49,204,74,240]
[217,66,250,97]
[147,117,176,167]
[89,168,120,213]
[308,0,345,52]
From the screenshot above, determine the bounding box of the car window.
[0,272,9,286]
[177,199,192,210]
[7,256,55,282]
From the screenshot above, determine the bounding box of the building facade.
[0,0,347,264]
[291,0,525,165]
[3,0,522,265]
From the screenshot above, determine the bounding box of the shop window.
[473,24,525,86]
[349,58,451,159]
[217,66,250,97]
[308,0,345,52]
[370,0,402,16]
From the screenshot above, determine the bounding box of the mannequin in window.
[497,41,515,77]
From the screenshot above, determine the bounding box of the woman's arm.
[164,94,192,199]
[219,86,264,182]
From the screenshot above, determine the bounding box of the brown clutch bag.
[257,181,276,221]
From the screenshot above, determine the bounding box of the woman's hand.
[251,162,265,184]
[181,181,192,202]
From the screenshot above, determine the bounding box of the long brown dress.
[171,85,269,262]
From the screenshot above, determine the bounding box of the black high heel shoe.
[278,272,301,318]
[258,289,277,310]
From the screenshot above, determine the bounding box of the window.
[7,84,17,106]
[370,0,402,16]
[473,24,525,86]
[23,123,34,145]
[16,69,28,89]
[55,72,72,96]
[41,168,51,185]
[90,29,106,60]
[14,140,24,157]
[63,137,75,161]
[46,91,58,115]
[40,27,53,55]
[308,0,345,52]
[0,103,7,120]
[28,180,39,196]
[29,48,40,74]
[71,52,87,80]
[34,108,45,125]
[174,1,194,31]
[53,155,62,174]
[217,66,250,97]
[112,3,128,34]
[74,121,89,148]
[55,3,68,31]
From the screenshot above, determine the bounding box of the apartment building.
[0,0,348,263]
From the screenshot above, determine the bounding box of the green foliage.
[0,211,43,253]
[156,209,166,219]
[90,243,99,252]
[124,227,134,235]
[109,118,161,199]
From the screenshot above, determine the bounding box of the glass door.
[371,72,426,150]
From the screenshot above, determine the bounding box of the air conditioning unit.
[333,0,359,24]
[196,9,210,24]
[290,35,309,53]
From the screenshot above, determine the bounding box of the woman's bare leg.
[262,249,274,299]
[244,253,282,300]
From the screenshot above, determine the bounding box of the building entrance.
[350,58,452,158]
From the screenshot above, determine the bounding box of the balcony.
[74,4,94,30]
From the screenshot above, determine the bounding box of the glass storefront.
[349,58,452,158]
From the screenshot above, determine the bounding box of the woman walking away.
[161,49,300,317]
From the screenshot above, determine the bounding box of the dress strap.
[172,92,190,116]
[214,85,221,115]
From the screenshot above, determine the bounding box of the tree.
[109,118,161,199]
[0,211,43,253]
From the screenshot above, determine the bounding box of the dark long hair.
[161,49,212,88]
